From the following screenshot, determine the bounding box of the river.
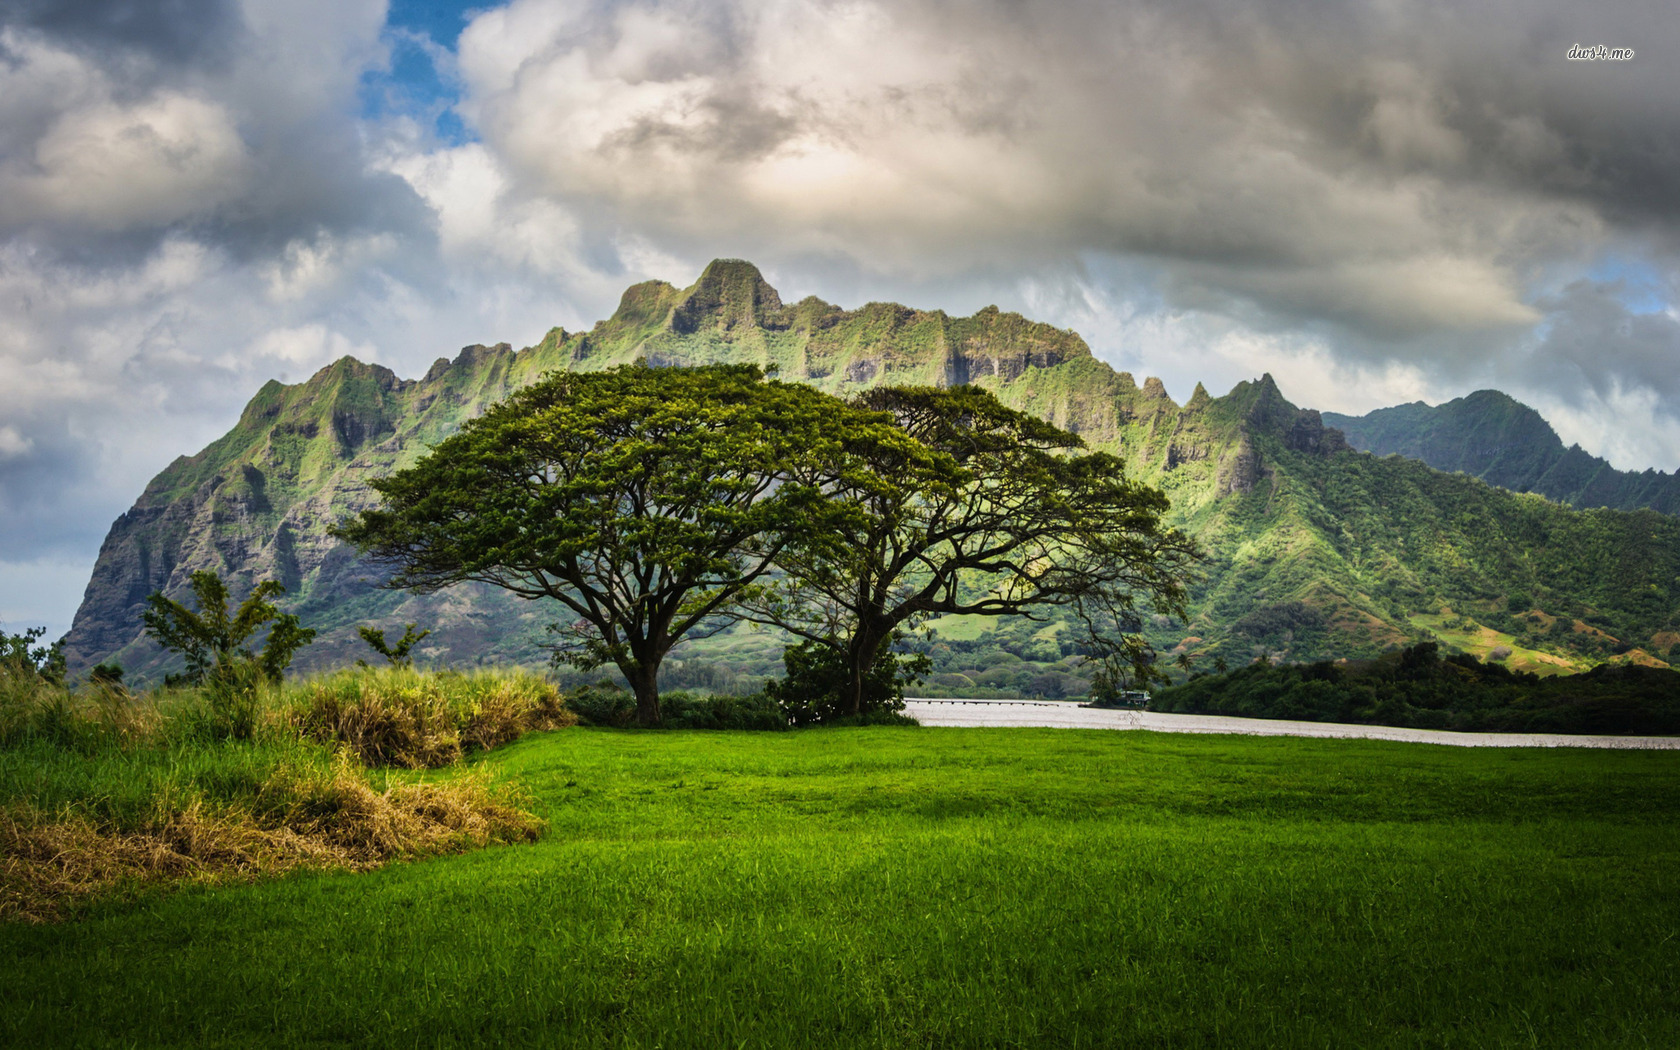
[901,698,1680,749]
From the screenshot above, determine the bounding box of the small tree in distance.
[1,626,66,684]
[356,623,431,668]
[142,570,316,685]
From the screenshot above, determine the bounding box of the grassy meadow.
[4,720,1678,1047]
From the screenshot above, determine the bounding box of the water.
[902,699,1680,749]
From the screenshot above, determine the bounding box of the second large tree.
[752,384,1199,716]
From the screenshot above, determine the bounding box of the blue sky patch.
[359,0,478,143]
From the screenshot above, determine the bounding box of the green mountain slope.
[65,261,1680,686]
[1324,390,1680,515]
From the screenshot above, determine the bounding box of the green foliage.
[0,627,65,684]
[335,363,903,726]
[658,691,788,731]
[87,663,124,686]
[188,660,270,742]
[355,623,431,668]
[754,383,1197,715]
[765,638,928,726]
[141,571,316,686]
[1156,642,1680,734]
[561,682,637,727]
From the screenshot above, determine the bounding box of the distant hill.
[65,261,1680,686]
[1324,391,1680,515]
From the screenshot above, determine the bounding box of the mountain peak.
[669,258,784,334]
[1325,388,1680,513]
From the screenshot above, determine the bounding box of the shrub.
[143,570,314,686]
[766,639,926,726]
[0,627,65,684]
[563,682,637,727]
[660,691,787,731]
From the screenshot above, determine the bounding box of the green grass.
[924,613,996,642]
[1407,612,1581,675]
[4,727,1678,1047]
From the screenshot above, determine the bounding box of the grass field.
[4,726,1678,1047]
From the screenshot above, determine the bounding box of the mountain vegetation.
[1325,390,1680,514]
[63,260,1680,689]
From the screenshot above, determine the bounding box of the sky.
[2,0,1679,639]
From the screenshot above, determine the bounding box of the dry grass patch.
[0,666,561,923]
[1,758,539,924]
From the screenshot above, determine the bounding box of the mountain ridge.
[1324,390,1680,515]
[64,260,1680,686]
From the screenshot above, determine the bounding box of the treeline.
[1153,643,1680,735]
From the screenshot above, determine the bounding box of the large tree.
[748,384,1199,715]
[333,363,899,725]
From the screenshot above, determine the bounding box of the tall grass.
[0,665,560,922]
[283,666,576,767]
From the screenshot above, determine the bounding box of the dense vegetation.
[5,727,1676,1045]
[1155,642,1680,734]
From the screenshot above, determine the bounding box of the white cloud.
[450,0,1591,340]
[0,425,31,459]
[9,92,251,231]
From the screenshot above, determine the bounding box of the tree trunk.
[846,625,887,717]
[627,657,662,727]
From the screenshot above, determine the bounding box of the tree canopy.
[747,384,1200,714]
[334,363,908,725]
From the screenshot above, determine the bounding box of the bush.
[563,682,637,727]
[0,627,65,684]
[766,639,926,726]
[660,691,787,731]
